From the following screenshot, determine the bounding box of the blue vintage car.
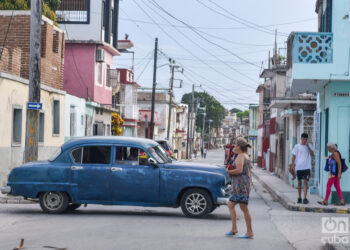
[1,137,231,218]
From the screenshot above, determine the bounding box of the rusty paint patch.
[29,137,34,146]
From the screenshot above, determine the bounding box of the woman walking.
[225,137,254,239]
[318,142,345,206]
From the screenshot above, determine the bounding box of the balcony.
[288,32,334,93]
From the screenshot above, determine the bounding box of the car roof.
[62,136,159,151]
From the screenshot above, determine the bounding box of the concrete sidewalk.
[252,166,350,214]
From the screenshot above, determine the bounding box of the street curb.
[252,171,350,214]
[0,196,36,204]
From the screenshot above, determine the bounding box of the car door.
[70,145,112,202]
[110,145,160,204]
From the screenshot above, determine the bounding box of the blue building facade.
[288,0,350,202]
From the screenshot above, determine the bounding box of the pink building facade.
[63,41,119,104]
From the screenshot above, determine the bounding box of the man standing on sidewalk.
[289,133,314,204]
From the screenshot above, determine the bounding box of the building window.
[56,0,90,24]
[70,106,77,137]
[97,63,103,85]
[81,115,84,126]
[12,108,22,144]
[39,113,45,143]
[53,100,60,135]
[322,0,332,32]
[106,65,111,87]
[52,30,59,53]
[106,124,110,136]
[325,108,329,156]
[102,0,106,28]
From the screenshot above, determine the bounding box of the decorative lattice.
[293,32,333,63]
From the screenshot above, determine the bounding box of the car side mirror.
[174,149,178,153]
[148,158,158,166]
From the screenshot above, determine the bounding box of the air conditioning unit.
[96,49,105,62]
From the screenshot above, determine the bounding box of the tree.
[181,92,226,133]
[230,108,242,114]
[111,112,124,136]
[0,0,60,25]
[237,110,249,121]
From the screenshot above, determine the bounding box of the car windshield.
[159,141,170,151]
[149,145,171,164]
[48,147,62,162]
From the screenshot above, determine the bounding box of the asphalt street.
[0,149,348,250]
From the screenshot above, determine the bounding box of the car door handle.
[111,167,123,172]
[71,166,84,170]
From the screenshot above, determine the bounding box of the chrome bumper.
[1,186,11,194]
[217,197,229,205]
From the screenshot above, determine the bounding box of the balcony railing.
[290,32,333,65]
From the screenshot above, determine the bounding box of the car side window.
[115,146,148,165]
[82,146,111,164]
[71,146,111,164]
[71,147,83,164]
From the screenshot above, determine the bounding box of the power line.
[119,16,316,30]
[157,50,256,104]
[136,55,153,81]
[142,0,260,82]
[207,0,289,36]
[158,50,258,102]
[132,0,257,90]
[195,0,288,37]
[120,8,155,41]
[138,0,259,87]
[148,0,262,69]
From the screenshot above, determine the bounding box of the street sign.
[250,137,256,141]
[27,102,42,110]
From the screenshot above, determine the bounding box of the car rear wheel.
[39,191,69,214]
[180,188,213,218]
[67,203,81,211]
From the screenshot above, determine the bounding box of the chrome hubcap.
[43,192,63,210]
[185,193,207,215]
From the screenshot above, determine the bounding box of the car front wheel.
[39,191,69,214]
[180,188,213,218]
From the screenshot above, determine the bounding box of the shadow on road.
[1,206,231,220]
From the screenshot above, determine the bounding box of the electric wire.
[137,0,259,89]
[147,0,262,69]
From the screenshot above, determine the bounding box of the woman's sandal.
[335,202,345,206]
[317,201,328,206]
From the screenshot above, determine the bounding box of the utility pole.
[186,93,192,159]
[208,121,211,150]
[150,38,158,139]
[24,0,42,163]
[191,97,200,153]
[145,115,149,138]
[166,59,175,141]
[202,106,206,149]
[189,84,195,158]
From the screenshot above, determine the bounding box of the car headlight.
[221,184,232,197]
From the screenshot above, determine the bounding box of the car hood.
[163,161,229,178]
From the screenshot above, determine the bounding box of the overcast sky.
[114,0,318,111]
